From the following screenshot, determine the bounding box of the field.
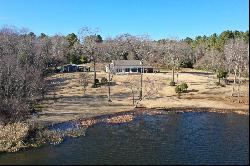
[30,68,249,125]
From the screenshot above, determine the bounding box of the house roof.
[112,60,142,66]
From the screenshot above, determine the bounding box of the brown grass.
[31,68,249,124]
[0,122,29,152]
[105,115,134,124]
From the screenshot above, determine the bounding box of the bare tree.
[143,76,163,100]
[124,77,140,106]
[224,38,248,102]
[123,75,162,107]
[50,35,69,65]
[0,26,69,122]
[79,27,102,88]
[156,39,191,83]
[80,73,90,96]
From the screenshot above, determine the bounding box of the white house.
[105,60,155,74]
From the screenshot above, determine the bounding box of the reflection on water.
[0,112,249,165]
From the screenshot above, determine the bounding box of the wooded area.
[0,25,248,122]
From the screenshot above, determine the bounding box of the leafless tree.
[124,75,162,107]
[123,77,140,106]
[0,26,69,122]
[50,35,69,65]
[80,73,90,96]
[155,39,192,83]
[79,27,102,88]
[224,38,248,102]
[143,76,163,99]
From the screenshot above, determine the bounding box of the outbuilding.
[63,64,78,72]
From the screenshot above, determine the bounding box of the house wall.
[105,62,154,74]
[109,66,154,74]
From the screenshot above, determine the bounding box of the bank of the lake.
[0,107,249,154]
[0,109,249,165]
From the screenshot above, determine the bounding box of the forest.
[0,25,249,122]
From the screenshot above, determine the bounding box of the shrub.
[175,83,188,98]
[217,68,228,84]
[175,85,182,98]
[175,85,182,94]
[43,67,54,76]
[169,81,176,86]
[101,77,108,85]
[94,79,99,84]
[91,79,100,88]
[180,61,193,68]
[180,83,188,92]
[80,55,88,64]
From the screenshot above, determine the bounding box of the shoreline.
[0,106,248,153]
[147,106,249,115]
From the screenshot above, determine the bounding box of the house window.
[116,69,122,73]
[131,68,138,72]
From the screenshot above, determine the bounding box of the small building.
[105,60,155,74]
[77,64,90,72]
[63,64,78,72]
[62,64,91,73]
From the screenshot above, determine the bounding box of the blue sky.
[0,0,249,40]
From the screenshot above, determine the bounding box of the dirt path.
[30,69,249,125]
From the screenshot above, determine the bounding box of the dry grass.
[0,122,29,152]
[105,115,134,124]
[31,68,249,124]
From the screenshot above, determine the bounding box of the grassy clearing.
[31,68,248,125]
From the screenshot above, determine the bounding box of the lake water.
[0,112,249,165]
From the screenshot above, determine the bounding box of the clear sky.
[0,0,249,40]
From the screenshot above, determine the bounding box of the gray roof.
[112,60,142,66]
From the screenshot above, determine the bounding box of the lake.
[0,112,249,165]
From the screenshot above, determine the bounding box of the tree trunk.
[108,64,111,102]
[140,71,143,100]
[176,70,179,83]
[172,67,175,83]
[132,90,135,106]
[83,87,86,96]
[237,68,241,103]
[93,60,96,87]
[232,68,237,97]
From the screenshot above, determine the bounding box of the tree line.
[0,25,248,122]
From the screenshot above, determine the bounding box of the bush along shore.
[0,121,89,153]
[0,107,248,153]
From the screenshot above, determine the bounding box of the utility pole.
[172,58,175,83]
[108,63,112,102]
[176,57,179,83]
[140,59,143,100]
[92,56,97,88]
